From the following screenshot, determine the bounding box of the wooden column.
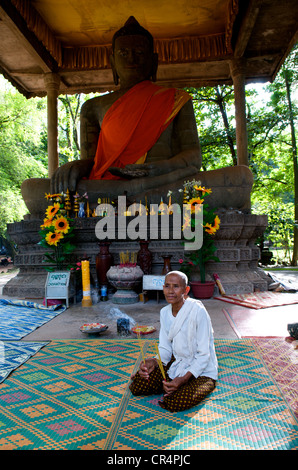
[44,73,60,178]
[229,59,248,166]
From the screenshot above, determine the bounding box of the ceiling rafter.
[0,0,297,97]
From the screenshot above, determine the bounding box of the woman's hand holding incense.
[139,358,158,379]
[162,372,193,397]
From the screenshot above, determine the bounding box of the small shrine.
[5,191,269,299]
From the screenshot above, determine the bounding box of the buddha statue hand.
[50,158,94,194]
[108,159,188,180]
[108,163,152,179]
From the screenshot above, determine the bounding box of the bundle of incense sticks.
[213,273,226,296]
[155,343,166,380]
[136,326,145,364]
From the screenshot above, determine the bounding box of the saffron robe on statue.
[130,298,218,412]
[88,80,191,180]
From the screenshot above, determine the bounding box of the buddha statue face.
[110,17,158,88]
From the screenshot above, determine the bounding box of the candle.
[150,205,156,215]
[81,260,92,307]
[159,197,166,215]
[86,201,90,217]
[168,195,172,214]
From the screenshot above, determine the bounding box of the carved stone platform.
[4,209,269,298]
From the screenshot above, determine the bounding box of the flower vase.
[190,281,215,299]
[137,241,152,274]
[162,255,172,275]
[78,202,85,217]
[96,241,113,287]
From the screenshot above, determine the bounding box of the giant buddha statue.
[21,17,253,215]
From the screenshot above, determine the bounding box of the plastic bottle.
[100,285,108,301]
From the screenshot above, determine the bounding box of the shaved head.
[164,271,188,287]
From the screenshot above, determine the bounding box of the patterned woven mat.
[0,339,297,450]
[214,291,298,309]
[0,341,48,383]
[222,305,297,338]
[0,299,66,340]
[251,338,298,421]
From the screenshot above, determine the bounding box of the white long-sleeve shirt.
[158,297,218,381]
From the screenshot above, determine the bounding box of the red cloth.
[89,80,190,180]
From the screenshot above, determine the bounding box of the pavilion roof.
[0,0,297,97]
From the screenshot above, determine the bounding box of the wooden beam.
[234,0,262,58]
[0,61,33,98]
[0,1,57,73]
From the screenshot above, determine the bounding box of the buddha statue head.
[110,16,158,87]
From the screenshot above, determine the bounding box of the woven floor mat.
[0,339,297,450]
[0,299,66,340]
[222,305,297,338]
[215,291,298,309]
[0,341,48,383]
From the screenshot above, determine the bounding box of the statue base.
[4,210,269,299]
[110,288,140,304]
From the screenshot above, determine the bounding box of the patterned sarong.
[129,358,216,413]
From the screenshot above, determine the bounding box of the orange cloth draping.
[88,80,191,180]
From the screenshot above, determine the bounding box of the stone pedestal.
[4,209,269,298]
[201,209,269,293]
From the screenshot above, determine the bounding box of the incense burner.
[107,265,143,304]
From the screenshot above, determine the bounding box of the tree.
[58,92,100,165]
[283,63,298,265]
[262,45,298,265]
[58,94,82,164]
[189,85,237,170]
[0,76,48,242]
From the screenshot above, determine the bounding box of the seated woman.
[129,271,218,412]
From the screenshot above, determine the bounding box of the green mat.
[0,339,297,450]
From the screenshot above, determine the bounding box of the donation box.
[45,271,74,308]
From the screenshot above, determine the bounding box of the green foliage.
[0,187,27,239]
[188,45,297,264]
[0,77,48,244]
[58,92,100,164]
[188,85,237,169]
[253,198,295,263]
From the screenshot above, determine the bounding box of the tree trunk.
[284,69,298,266]
[215,86,237,165]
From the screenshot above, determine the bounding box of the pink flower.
[178,259,183,264]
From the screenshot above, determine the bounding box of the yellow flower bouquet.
[178,180,221,283]
[38,194,76,271]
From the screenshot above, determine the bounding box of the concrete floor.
[0,268,297,341]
